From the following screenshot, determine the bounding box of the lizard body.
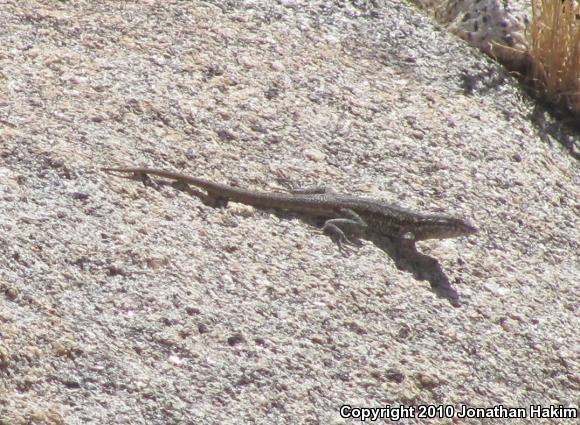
[101,167,478,244]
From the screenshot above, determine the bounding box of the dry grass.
[526,0,580,114]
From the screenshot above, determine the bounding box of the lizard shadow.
[366,235,461,307]
[140,178,461,306]
[299,215,460,307]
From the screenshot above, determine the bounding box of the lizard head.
[414,216,479,241]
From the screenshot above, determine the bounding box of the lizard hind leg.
[322,222,352,253]
[205,194,229,208]
[135,171,162,190]
[322,208,367,251]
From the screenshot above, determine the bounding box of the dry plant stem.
[529,0,580,113]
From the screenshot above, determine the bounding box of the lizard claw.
[339,241,356,256]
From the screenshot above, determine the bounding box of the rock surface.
[0,1,578,424]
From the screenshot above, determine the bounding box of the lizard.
[101,167,479,248]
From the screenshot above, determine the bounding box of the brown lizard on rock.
[101,167,479,249]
